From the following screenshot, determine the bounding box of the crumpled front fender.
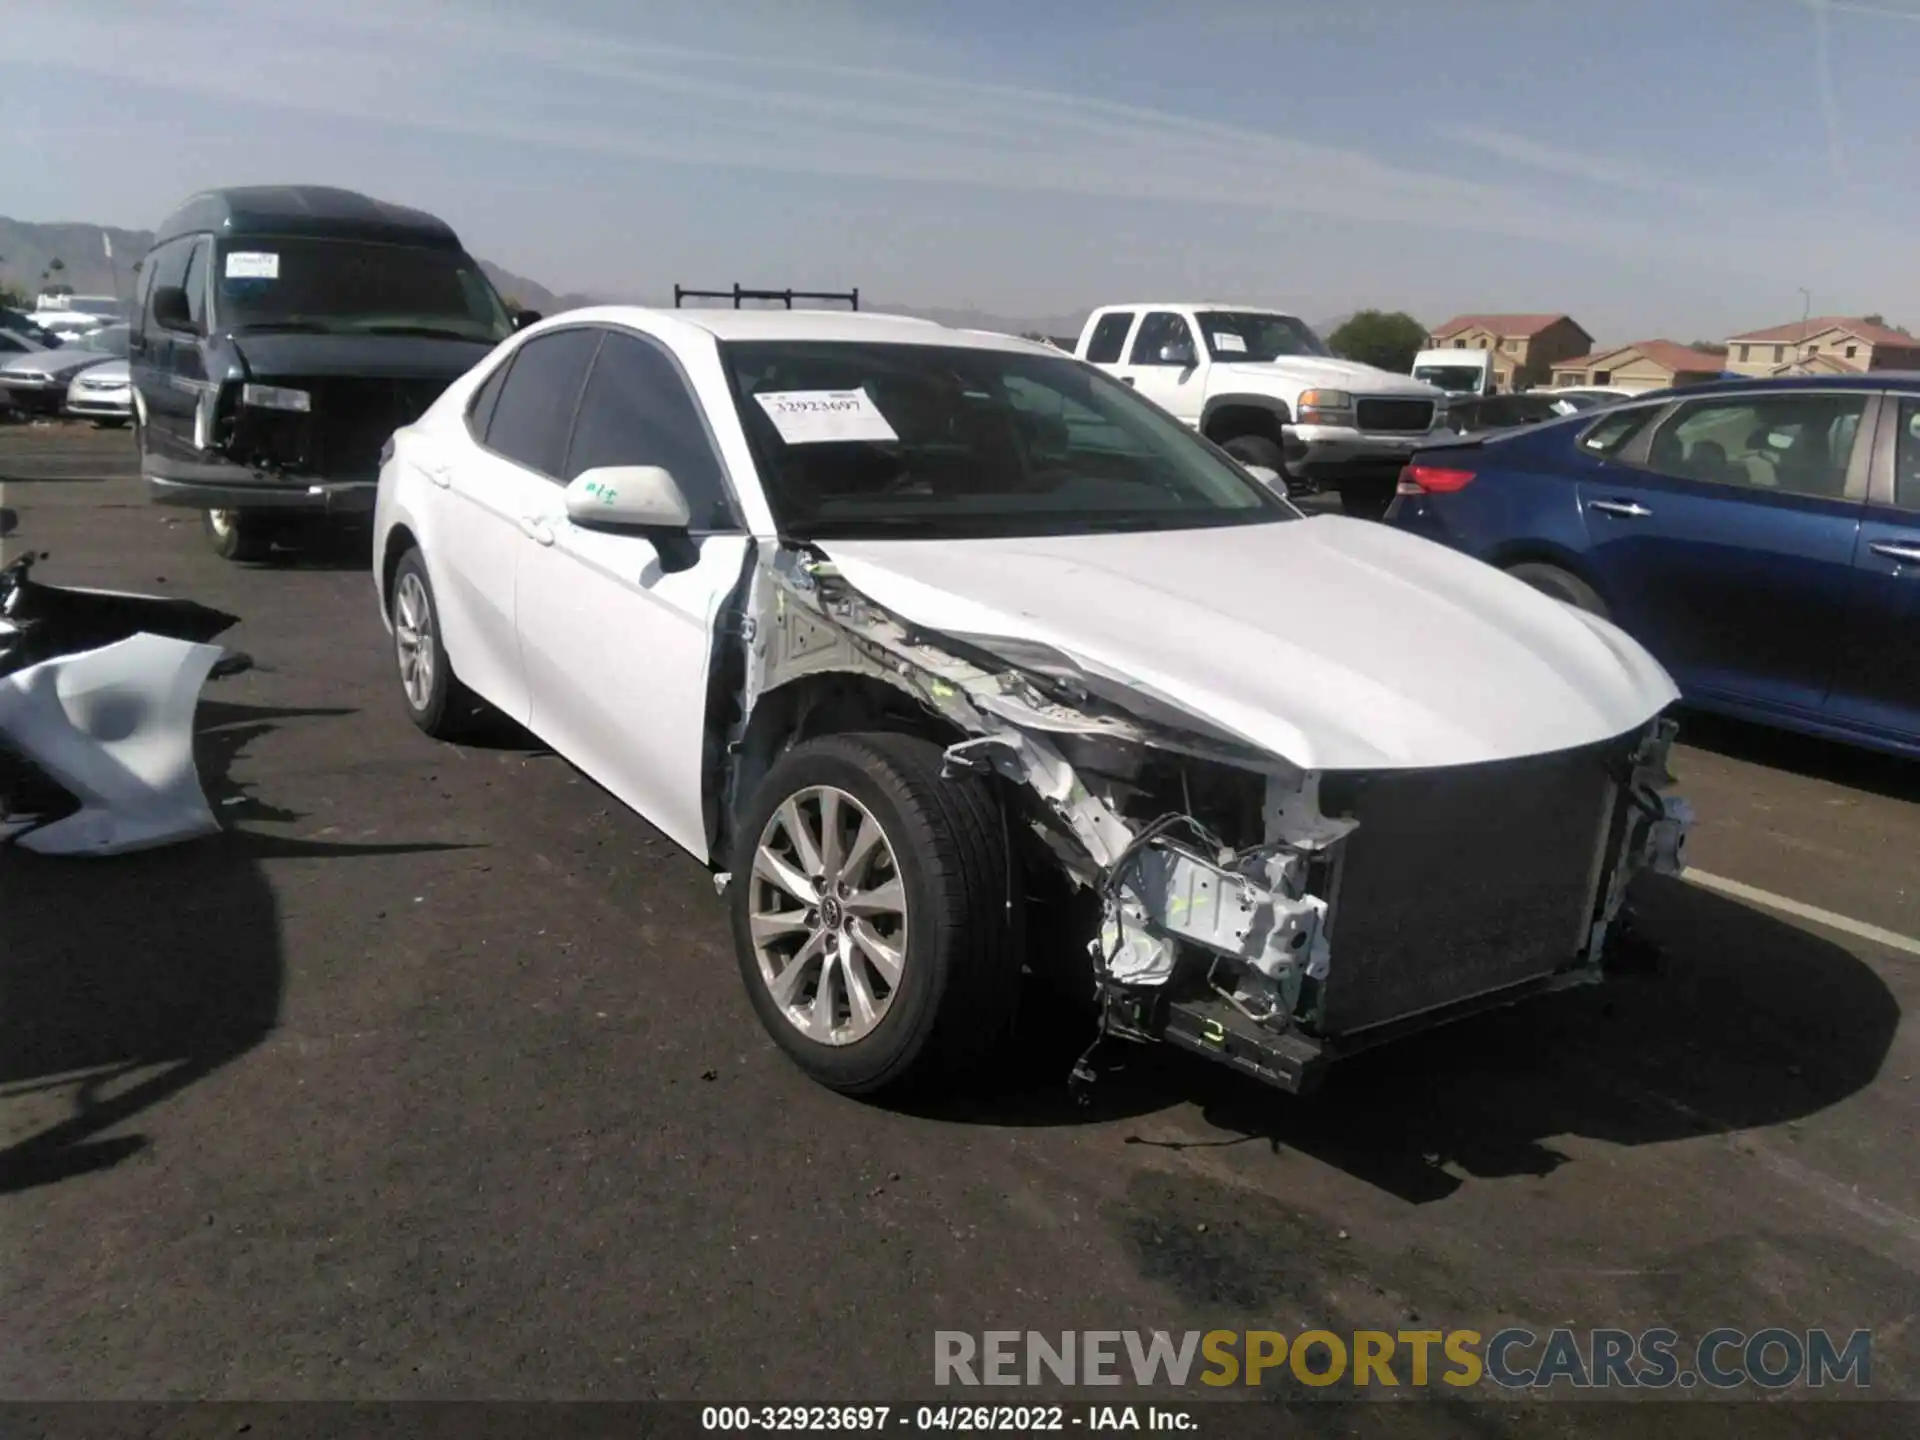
[0,633,226,856]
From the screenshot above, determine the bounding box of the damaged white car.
[372,309,1691,1097]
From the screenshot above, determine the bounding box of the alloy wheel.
[749,785,908,1045]
[393,571,437,712]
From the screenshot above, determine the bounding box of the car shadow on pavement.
[1678,707,1920,803]
[1167,873,1901,1203]
[0,699,476,1196]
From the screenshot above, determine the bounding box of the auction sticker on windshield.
[224,251,279,280]
[754,388,899,445]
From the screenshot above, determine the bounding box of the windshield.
[721,341,1295,541]
[75,324,130,357]
[1413,364,1487,393]
[1194,311,1331,362]
[212,238,512,342]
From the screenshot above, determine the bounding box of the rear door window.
[467,357,511,441]
[1083,312,1134,364]
[483,329,601,478]
[1643,392,1867,500]
[1895,400,1920,511]
[1578,405,1660,459]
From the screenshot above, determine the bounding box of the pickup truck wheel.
[1339,476,1398,521]
[1505,562,1610,620]
[1221,434,1286,473]
[731,732,1022,1098]
[202,508,274,563]
[389,548,476,739]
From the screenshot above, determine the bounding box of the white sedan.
[373,308,1690,1099]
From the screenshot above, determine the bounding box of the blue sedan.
[1385,374,1920,759]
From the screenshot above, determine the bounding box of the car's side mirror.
[1244,464,1289,497]
[512,309,542,330]
[564,465,692,530]
[152,286,197,334]
[1158,344,1196,367]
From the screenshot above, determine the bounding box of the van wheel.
[730,732,1022,1098]
[1506,562,1610,620]
[203,508,273,563]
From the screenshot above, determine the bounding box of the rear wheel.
[202,508,274,563]
[730,732,1022,1098]
[1506,561,1609,619]
[389,548,475,740]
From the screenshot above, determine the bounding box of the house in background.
[1550,340,1726,394]
[1424,313,1593,390]
[1724,316,1920,377]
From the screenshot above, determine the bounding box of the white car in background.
[372,307,1689,1101]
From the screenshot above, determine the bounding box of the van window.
[211,237,512,343]
[142,238,193,333]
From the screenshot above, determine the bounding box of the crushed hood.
[229,332,495,381]
[818,518,1678,772]
[1214,358,1442,400]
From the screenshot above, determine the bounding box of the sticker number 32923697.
[753,388,899,446]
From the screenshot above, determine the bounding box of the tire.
[1506,561,1610,620]
[388,548,475,740]
[1338,475,1399,521]
[1221,434,1286,473]
[730,732,1023,1098]
[202,508,274,563]
[92,417,130,430]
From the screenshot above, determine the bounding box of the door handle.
[518,515,555,545]
[1869,540,1920,565]
[1588,499,1653,518]
[1121,376,1136,386]
[424,464,451,489]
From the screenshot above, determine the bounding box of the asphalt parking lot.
[3,426,1918,1429]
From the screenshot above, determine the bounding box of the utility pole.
[1798,287,1811,372]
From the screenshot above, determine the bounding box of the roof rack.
[674,284,859,311]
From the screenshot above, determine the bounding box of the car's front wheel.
[202,508,274,562]
[730,732,1022,1097]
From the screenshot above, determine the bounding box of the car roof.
[549,305,1062,355]
[1094,302,1305,316]
[1634,373,1920,401]
[151,185,464,252]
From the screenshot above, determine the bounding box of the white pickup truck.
[1074,304,1448,517]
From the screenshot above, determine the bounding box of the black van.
[131,185,537,560]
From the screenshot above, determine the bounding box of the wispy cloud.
[1435,125,1738,205]
[1809,0,1850,186]
[3,0,1662,258]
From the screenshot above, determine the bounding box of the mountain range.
[0,214,1111,341]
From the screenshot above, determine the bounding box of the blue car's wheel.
[1507,562,1609,620]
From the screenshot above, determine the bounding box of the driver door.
[512,326,752,861]
[1113,311,1206,426]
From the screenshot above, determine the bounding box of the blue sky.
[7,0,1920,343]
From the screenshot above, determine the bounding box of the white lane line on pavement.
[1683,868,1920,960]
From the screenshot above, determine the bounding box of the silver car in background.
[65,358,132,427]
[0,323,129,416]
